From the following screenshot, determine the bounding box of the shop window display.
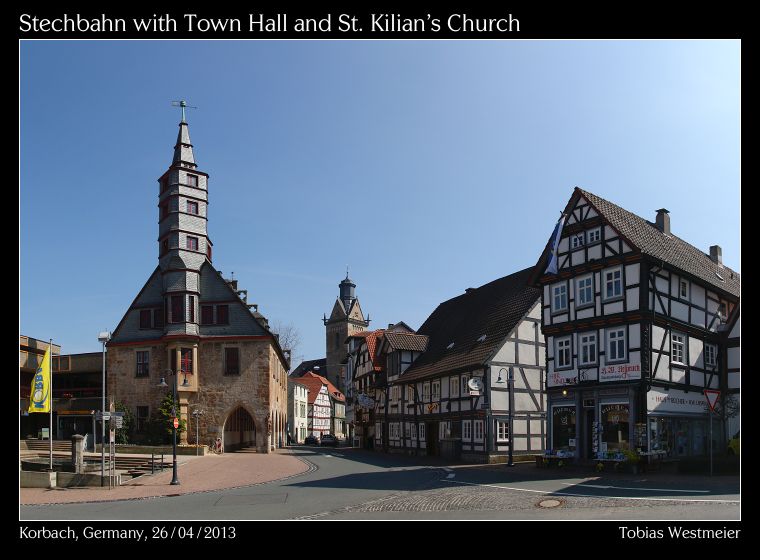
[552,406,576,451]
[601,403,629,451]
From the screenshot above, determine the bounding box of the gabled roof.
[290,358,327,378]
[299,371,345,403]
[383,331,429,353]
[349,329,386,373]
[533,188,740,298]
[401,267,540,382]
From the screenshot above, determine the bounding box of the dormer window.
[679,279,689,300]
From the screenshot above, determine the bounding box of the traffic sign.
[97,412,111,421]
[173,417,179,429]
[112,417,124,428]
[704,389,721,412]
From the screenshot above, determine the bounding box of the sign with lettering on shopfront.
[599,362,641,382]
[647,388,709,414]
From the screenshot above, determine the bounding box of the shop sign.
[549,370,578,387]
[599,362,641,382]
[647,388,708,414]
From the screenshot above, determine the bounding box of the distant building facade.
[106,116,289,453]
[288,380,309,443]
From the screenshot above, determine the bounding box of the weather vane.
[171,100,198,123]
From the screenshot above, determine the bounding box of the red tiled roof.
[300,371,345,402]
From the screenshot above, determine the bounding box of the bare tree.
[270,321,302,356]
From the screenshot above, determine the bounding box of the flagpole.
[49,338,53,470]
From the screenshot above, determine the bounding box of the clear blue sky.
[20,40,740,363]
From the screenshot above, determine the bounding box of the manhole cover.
[537,499,563,508]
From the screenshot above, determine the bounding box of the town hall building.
[106,112,289,453]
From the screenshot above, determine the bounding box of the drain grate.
[537,499,563,508]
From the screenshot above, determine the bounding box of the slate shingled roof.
[290,358,327,378]
[400,267,540,382]
[383,331,429,353]
[579,189,740,298]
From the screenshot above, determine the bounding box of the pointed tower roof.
[172,121,197,168]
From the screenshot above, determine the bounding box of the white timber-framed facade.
[532,188,740,462]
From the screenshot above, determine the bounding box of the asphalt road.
[20,447,740,520]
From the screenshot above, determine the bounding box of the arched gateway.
[223,406,256,452]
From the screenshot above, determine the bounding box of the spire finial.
[346,264,349,279]
[171,100,198,123]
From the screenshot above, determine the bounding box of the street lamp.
[158,367,189,485]
[497,367,515,467]
[97,330,111,486]
[191,408,204,456]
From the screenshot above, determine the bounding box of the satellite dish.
[467,378,484,392]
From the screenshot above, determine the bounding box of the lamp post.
[158,367,188,485]
[97,331,111,486]
[191,409,204,456]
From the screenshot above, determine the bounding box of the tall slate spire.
[172,121,197,168]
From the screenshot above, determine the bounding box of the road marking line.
[560,482,709,493]
[441,479,740,504]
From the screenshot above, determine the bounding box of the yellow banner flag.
[28,347,51,413]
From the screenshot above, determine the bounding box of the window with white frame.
[411,423,417,440]
[576,275,593,307]
[579,332,597,365]
[587,228,601,243]
[571,232,585,248]
[419,423,426,441]
[552,283,568,312]
[607,328,626,362]
[604,267,623,300]
[407,385,415,404]
[474,420,484,441]
[680,279,689,300]
[461,375,469,395]
[423,382,430,402]
[672,333,686,364]
[556,337,572,369]
[439,421,449,440]
[496,420,509,442]
[704,343,717,369]
[450,377,459,398]
[462,420,472,440]
[432,380,440,400]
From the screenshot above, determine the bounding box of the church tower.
[323,273,369,391]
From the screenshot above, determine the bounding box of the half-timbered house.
[361,268,545,463]
[531,188,740,462]
[299,371,344,439]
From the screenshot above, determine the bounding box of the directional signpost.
[704,389,721,476]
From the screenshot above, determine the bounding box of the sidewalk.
[20,449,309,505]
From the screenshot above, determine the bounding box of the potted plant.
[622,448,641,474]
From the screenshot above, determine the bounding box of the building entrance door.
[585,409,595,460]
[426,422,439,456]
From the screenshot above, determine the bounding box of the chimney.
[655,208,670,235]
[388,323,394,330]
[709,245,723,265]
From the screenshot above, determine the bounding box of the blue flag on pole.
[544,213,567,275]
